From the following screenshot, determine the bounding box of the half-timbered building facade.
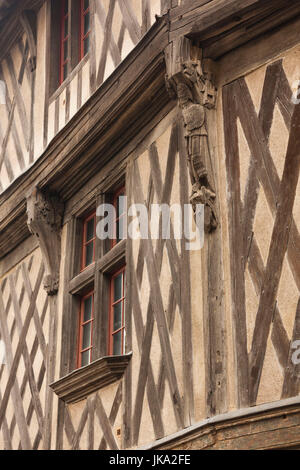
[0,0,300,450]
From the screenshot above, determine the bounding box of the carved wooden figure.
[166,45,218,233]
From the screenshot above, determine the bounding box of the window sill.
[50,353,132,404]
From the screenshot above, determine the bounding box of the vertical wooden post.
[165,37,227,417]
[27,188,64,449]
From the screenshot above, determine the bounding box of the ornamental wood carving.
[27,188,64,296]
[165,38,218,233]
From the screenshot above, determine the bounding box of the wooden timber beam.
[0,0,42,63]
[20,10,37,72]
[169,0,300,60]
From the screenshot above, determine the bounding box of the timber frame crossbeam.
[1,0,300,259]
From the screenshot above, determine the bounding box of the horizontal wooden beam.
[169,0,300,61]
[169,0,263,39]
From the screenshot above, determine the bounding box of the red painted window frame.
[111,186,126,249]
[77,291,94,368]
[80,0,91,60]
[60,0,70,85]
[81,211,96,271]
[108,266,126,356]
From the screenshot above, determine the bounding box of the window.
[81,212,96,270]
[112,187,126,248]
[80,0,91,60]
[77,291,94,368]
[109,267,126,356]
[50,0,92,92]
[61,182,127,376]
[60,0,70,85]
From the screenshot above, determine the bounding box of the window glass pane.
[64,18,68,37]
[83,295,93,322]
[113,302,122,332]
[64,40,68,61]
[84,11,90,35]
[84,36,90,56]
[84,0,89,11]
[81,350,90,367]
[113,331,122,356]
[85,241,94,267]
[82,323,92,350]
[117,194,126,218]
[63,63,68,81]
[86,218,94,242]
[114,274,123,302]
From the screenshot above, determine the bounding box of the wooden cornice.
[50,353,132,404]
[0,17,170,259]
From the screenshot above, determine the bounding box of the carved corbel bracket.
[27,188,64,296]
[165,37,218,233]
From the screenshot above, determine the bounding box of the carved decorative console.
[165,37,218,233]
[26,188,64,296]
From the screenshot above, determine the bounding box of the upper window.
[51,0,91,92]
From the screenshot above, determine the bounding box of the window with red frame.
[81,212,96,270]
[109,267,126,356]
[80,0,91,60]
[112,187,126,248]
[60,0,70,84]
[78,291,94,367]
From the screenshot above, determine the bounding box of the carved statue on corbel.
[165,38,218,233]
[27,188,64,296]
